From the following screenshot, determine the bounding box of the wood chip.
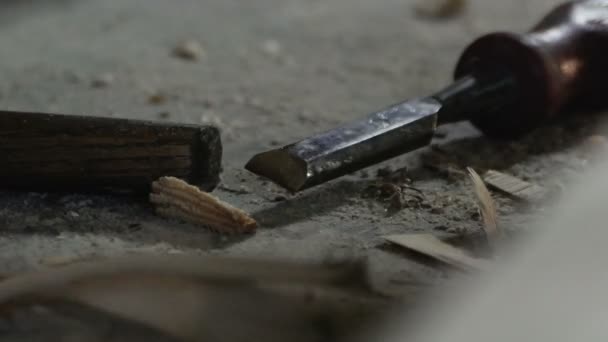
[467,167,500,244]
[150,177,257,234]
[384,234,490,272]
[483,170,548,202]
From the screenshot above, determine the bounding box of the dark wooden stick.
[0,111,222,193]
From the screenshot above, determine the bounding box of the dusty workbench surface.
[0,0,602,295]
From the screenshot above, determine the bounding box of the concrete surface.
[0,0,595,294]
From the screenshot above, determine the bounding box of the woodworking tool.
[0,111,222,192]
[246,0,608,192]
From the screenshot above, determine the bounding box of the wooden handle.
[455,0,608,138]
[0,111,222,193]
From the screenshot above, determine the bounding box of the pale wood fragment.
[467,168,500,245]
[150,176,257,234]
[483,169,548,202]
[384,234,490,272]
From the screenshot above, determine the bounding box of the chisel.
[246,0,608,192]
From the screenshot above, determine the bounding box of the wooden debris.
[483,169,548,202]
[384,234,490,272]
[150,177,257,234]
[414,0,466,19]
[0,255,379,342]
[172,40,205,61]
[467,168,500,244]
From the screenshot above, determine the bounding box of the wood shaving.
[483,170,548,202]
[150,176,257,234]
[467,167,500,245]
[384,234,490,272]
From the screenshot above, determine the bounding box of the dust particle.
[158,111,170,119]
[261,39,282,57]
[201,99,214,109]
[414,0,466,19]
[173,40,206,61]
[91,73,115,88]
[582,135,608,156]
[430,207,444,214]
[128,223,142,231]
[376,167,392,179]
[148,92,168,105]
[231,94,246,104]
[200,110,223,126]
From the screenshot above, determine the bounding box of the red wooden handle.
[455,0,608,138]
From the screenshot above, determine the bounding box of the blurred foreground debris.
[0,255,387,342]
[384,234,490,272]
[467,168,500,247]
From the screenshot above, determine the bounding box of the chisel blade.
[245,97,441,192]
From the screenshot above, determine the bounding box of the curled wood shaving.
[150,177,257,234]
[467,167,499,244]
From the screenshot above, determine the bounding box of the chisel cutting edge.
[246,0,608,192]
